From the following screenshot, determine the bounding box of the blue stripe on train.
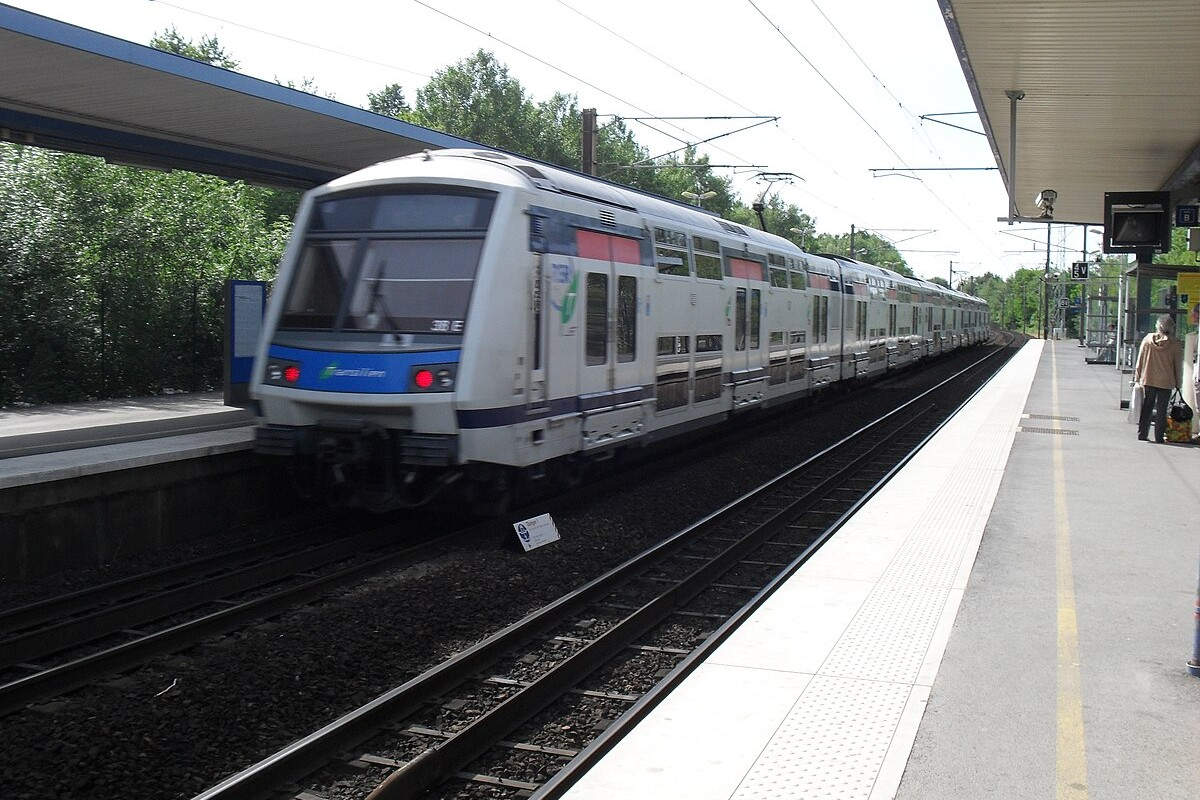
[267,344,461,393]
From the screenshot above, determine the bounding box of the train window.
[735,289,747,351]
[768,253,786,267]
[310,191,495,232]
[941,308,947,329]
[812,296,820,343]
[617,276,637,362]
[790,269,807,290]
[769,331,787,384]
[281,241,358,329]
[654,228,690,276]
[693,236,722,280]
[912,307,919,335]
[693,334,723,403]
[927,306,933,332]
[820,296,829,343]
[856,301,867,340]
[769,267,789,288]
[657,335,690,356]
[888,305,897,337]
[586,273,608,366]
[750,290,761,349]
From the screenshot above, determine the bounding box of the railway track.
[0,518,471,717]
[192,334,1014,800]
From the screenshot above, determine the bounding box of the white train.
[252,148,989,511]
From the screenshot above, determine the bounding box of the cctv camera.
[1035,189,1057,218]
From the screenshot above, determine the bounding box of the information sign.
[1070,261,1089,280]
[513,513,561,552]
[1176,205,1199,227]
[1057,298,1070,308]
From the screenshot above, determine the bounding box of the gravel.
[0,342,1018,800]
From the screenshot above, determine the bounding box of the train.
[251,148,989,512]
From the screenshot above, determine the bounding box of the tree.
[811,230,910,276]
[149,26,239,69]
[927,276,951,288]
[728,194,815,249]
[368,83,412,119]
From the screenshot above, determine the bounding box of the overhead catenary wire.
[746,0,997,258]
[148,0,431,81]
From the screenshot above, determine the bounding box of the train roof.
[348,150,987,307]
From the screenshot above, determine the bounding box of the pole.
[849,224,856,260]
[1080,228,1088,345]
[1189,559,1200,677]
[581,108,596,176]
[949,259,954,288]
[1004,90,1024,221]
[1044,223,1052,339]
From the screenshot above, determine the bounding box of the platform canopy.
[0,3,482,188]
[940,0,1200,225]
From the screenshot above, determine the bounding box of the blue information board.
[224,280,268,406]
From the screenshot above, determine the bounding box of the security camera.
[1035,189,1057,217]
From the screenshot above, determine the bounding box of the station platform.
[564,340,1200,800]
[0,392,253,490]
[0,393,262,580]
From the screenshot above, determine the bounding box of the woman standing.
[1134,314,1183,443]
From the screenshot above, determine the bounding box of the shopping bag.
[1127,383,1144,424]
[1166,416,1191,443]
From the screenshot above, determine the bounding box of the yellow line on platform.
[1051,345,1089,800]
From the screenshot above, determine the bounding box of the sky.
[8,0,1098,283]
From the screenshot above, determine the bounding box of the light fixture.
[1034,188,1057,218]
[681,190,717,206]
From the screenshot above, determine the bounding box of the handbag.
[1169,388,1193,422]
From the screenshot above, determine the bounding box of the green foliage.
[927,276,951,288]
[367,83,412,119]
[1154,227,1199,268]
[811,230,911,276]
[0,144,293,404]
[149,26,239,69]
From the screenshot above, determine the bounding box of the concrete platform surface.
[897,340,1200,800]
[0,391,251,459]
[563,341,1043,800]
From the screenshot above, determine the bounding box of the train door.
[577,229,644,450]
[726,252,767,409]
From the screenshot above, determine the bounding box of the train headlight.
[410,363,457,392]
[264,358,302,386]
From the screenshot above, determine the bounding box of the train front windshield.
[280,189,496,334]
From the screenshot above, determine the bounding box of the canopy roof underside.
[940,0,1200,224]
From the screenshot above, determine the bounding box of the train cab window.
[617,276,637,362]
[654,228,690,276]
[735,289,747,351]
[769,267,789,288]
[585,274,608,366]
[750,289,761,349]
[282,241,358,329]
[693,236,722,280]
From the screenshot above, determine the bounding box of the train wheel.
[467,467,513,517]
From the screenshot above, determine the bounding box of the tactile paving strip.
[730,676,910,800]
[726,345,1041,800]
